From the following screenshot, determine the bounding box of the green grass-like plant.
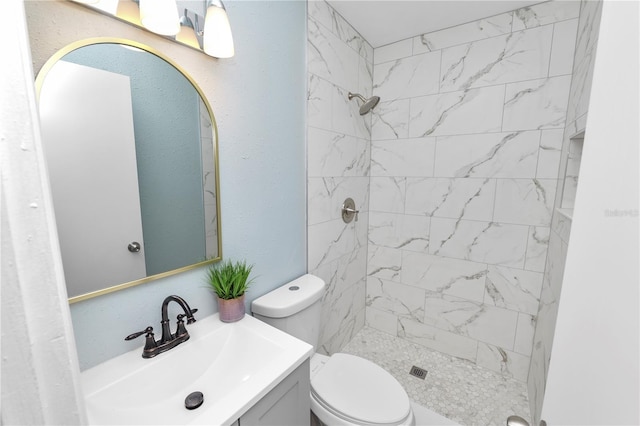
[206,260,254,300]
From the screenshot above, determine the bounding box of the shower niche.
[557,131,585,221]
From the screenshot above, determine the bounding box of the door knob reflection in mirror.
[128,242,141,253]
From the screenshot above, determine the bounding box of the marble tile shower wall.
[527,1,603,424]
[365,1,580,382]
[307,1,374,354]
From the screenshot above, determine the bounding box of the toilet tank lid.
[251,274,326,318]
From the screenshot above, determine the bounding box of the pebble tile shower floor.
[341,327,530,426]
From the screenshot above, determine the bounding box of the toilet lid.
[311,353,411,425]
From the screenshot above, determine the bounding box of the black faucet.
[125,295,198,358]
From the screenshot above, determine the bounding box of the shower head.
[348,92,380,115]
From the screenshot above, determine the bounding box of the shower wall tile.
[307,74,333,130]
[308,219,357,270]
[398,317,479,362]
[476,343,530,382]
[364,0,581,386]
[549,19,579,77]
[408,85,505,138]
[329,9,372,61]
[404,177,496,221]
[528,231,568,423]
[307,1,373,75]
[308,16,359,91]
[307,1,373,355]
[484,265,543,316]
[368,212,430,252]
[371,99,410,140]
[370,137,436,177]
[308,176,369,225]
[567,52,597,125]
[439,26,553,92]
[332,84,371,140]
[524,226,550,273]
[401,252,487,303]
[566,113,588,141]
[307,0,589,390]
[320,302,366,355]
[369,177,406,213]
[366,277,426,322]
[308,127,369,177]
[425,180,485,219]
[493,179,557,226]
[514,313,536,356]
[512,1,580,31]
[358,55,373,98]
[413,12,513,54]
[373,51,441,101]
[502,75,572,131]
[536,129,564,179]
[374,38,412,65]
[367,244,402,282]
[423,294,518,349]
[551,209,571,244]
[320,278,366,345]
[564,0,603,124]
[365,306,398,336]
[572,0,603,66]
[434,131,540,178]
[429,218,529,268]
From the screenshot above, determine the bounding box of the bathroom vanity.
[81,314,312,425]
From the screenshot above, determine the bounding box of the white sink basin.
[81,313,312,425]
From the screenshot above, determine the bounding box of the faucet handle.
[125,326,154,341]
[176,314,188,337]
[125,326,158,356]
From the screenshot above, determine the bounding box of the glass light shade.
[203,4,235,58]
[176,24,200,50]
[139,0,180,36]
[116,0,141,26]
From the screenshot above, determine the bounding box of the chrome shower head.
[348,92,380,115]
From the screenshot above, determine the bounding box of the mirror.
[36,38,221,304]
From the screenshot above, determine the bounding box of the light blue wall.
[64,44,206,276]
[70,0,308,370]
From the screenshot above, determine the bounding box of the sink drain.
[185,391,204,410]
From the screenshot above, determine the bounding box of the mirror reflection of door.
[39,60,147,297]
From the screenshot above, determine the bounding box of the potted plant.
[206,260,254,322]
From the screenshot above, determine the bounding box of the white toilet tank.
[251,274,326,350]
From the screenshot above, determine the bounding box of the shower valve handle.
[341,198,359,223]
[344,207,359,220]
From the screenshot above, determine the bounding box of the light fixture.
[176,10,201,50]
[139,0,180,36]
[203,0,234,58]
[72,0,234,59]
[116,0,141,26]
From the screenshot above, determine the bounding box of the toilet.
[251,274,415,426]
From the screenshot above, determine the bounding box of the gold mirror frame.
[35,38,223,304]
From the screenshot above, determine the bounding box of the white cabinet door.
[39,60,146,298]
[239,359,310,426]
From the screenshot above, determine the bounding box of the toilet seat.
[311,353,412,426]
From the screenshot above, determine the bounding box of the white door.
[539,1,639,425]
[39,60,147,298]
